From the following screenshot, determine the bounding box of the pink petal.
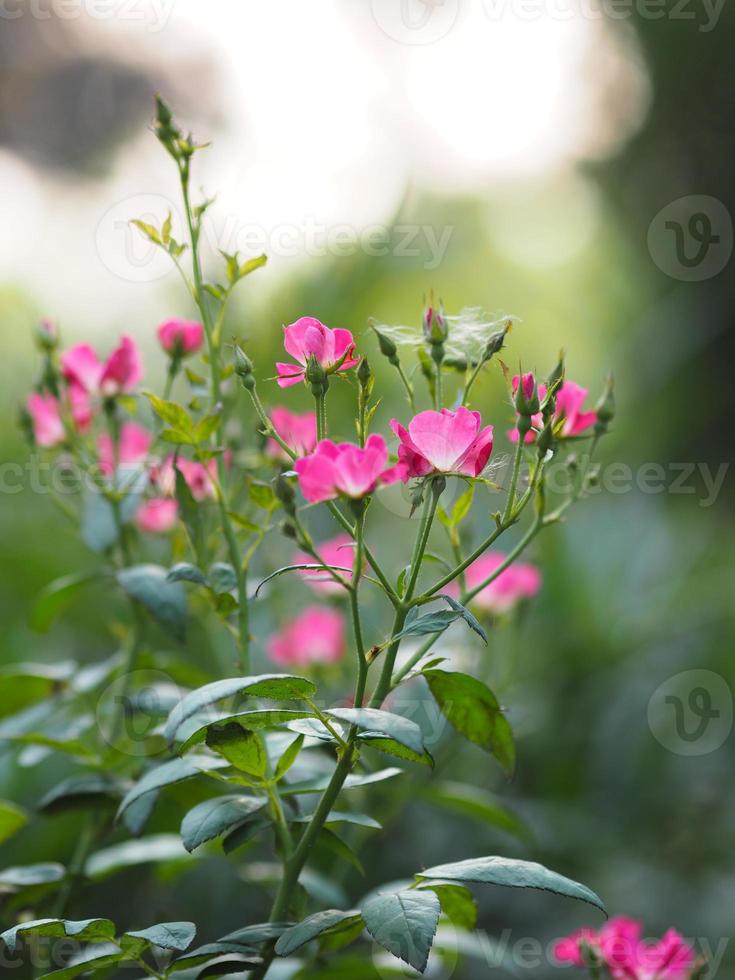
[408,407,481,473]
[61,344,103,392]
[456,424,494,477]
[276,362,306,388]
[135,498,178,533]
[99,336,143,395]
[283,317,325,365]
[332,328,356,366]
[390,418,432,479]
[294,453,338,503]
[269,408,317,457]
[27,393,65,447]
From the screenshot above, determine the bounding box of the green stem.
[395,361,416,411]
[502,432,526,524]
[314,389,327,440]
[461,359,485,407]
[267,785,293,861]
[349,510,368,707]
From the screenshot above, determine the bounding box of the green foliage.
[361,889,440,973]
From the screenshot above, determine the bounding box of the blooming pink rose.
[390,407,494,480]
[294,434,405,503]
[267,407,318,458]
[27,393,65,448]
[135,498,179,534]
[152,455,216,502]
[157,318,204,357]
[509,376,597,443]
[267,606,346,666]
[447,553,541,613]
[276,316,359,388]
[554,918,695,980]
[97,423,152,476]
[294,533,360,594]
[61,335,143,400]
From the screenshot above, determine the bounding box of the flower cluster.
[554,917,697,979]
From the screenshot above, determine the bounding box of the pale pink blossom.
[97,423,152,476]
[554,917,696,979]
[448,553,541,613]
[135,498,178,534]
[390,407,494,480]
[157,318,204,357]
[26,393,65,448]
[151,455,216,502]
[267,407,318,458]
[267,606,346,666]
[294,533,360,594]
[509,376,597,443]
[294,434,405,503]
[61,335,143,400]
[276,316,358,388]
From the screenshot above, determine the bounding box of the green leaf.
[0,801,28,844]
[117,755,229,819]
[193,414,220,444]
[206,725,267,777]
[117,565,187,642]
[275,910,362,956]
[356,733,433,767]
[423,669,515,776]
[361,889,440,973]
[238,253,267,278]
[168,562,208,586]
[417,857,606,914]
[1,919,114,954]
[197,953,263,977]
[274,735,304,781]
[122,921,196,954]
[85,835,193,879]
[175,465,205,562]
[80,490,120,553]
[254,564,352,598]
[424,781,529,841]
[0,863,65,888]
[131,218,162,244]
[165,675,317,743]
[248,481,276,509]
[282,767,402,796]
[38,775,125,815]
[180,795,268,852]
[169,941,261,973]
[227,511,260,534]
[178,709,313,753]
[161,427,197,445]
[209,563,237,594]
[438,595,487,643]
[326,708,426,757]
[30,572,99,633]
[144,393,193,433]
[394,610,460,639]
[291,811,381,830]
[317,828,364,874]
[417,883,477,930]
[39,944,123,979]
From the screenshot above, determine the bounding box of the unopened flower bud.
[444,355,468,372]
[35,319,58,352]
[153,95,182,159]
[546,351,565,393]
[371,324,399,365]
[537,421,554,457]
[279,519,298,540]
[514,371,539,416]
[274,473,296,515]
[422,301,448,345]
[305,354,328,394]
[482,322,511,363]
[357,356,373,390]
[233,345,256,389]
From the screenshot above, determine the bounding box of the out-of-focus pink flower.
[276,316,359,388]
[97,423,152,476]
[267,606,346,666]
[509,377,597,443]
[151,455,216,502]
[267,407,317,458]
[157,318,204,357]
[61,336,143,400]
[390,408,494,480]
[27,393,65,447]
[294,533,359,594]
[447,553,541,613]
[135,498,178,534]
[554,918,696,979]
[294,434,405,503]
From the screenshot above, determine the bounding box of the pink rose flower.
[554,918,696,980]
[97,423,152,476]
[509,376,597,443]
[61,335,143,400]
[157,318,204,357]
[135,498,179,534]
[294,434,405,503]
[276,316,359,388]
[152,455,216,502]
[267,606,346,666]
[294,533,360,594]
[267,407,318,459]
[447,553,541,613]
[390,407,494,480]
[26,393,65,448]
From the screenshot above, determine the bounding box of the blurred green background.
[1,2,733,977]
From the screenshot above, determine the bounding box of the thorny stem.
[502,430,526,523]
